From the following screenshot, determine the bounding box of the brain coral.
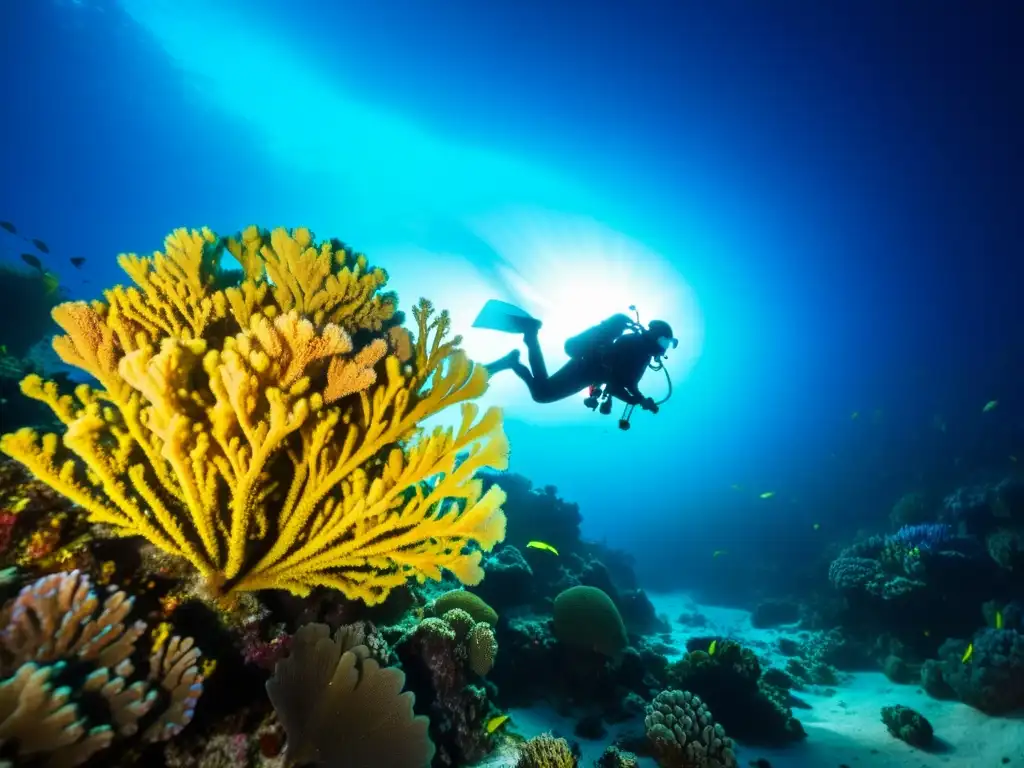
[553,585,627,658]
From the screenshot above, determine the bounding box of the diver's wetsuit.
[486,323,654,405]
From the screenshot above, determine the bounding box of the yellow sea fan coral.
[0,226,508,602]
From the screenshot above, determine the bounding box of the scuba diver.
[476,300,677,425]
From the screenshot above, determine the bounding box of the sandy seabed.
[481,592,1024,767]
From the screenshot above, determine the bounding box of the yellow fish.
[526,541,559,556]
[961,643,973,663]
[759,492,775,499]
[850,411,860,420]
[713,550,728,558]
[708,640,717,655]
[923,630,931,637]
[983,400,999,413]
[486,715,510,734]
[995,611,1003,630]
[731,484,743,491]
[813,523,820,530]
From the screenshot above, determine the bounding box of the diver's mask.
[656,336,678,356]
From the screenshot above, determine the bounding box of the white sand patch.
[478,592,1024,767]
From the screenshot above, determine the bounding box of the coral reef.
[880,704,933,748]
[923,628,1024,714]
[0,226,509,602]
[0,570,203,766]
[267,621,434,767]
[395,609,500,766]
[666,640,805,745]
[644,689,737,768]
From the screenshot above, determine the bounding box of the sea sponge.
[515,732,577,767]
[428,589,499,626]
[466,622,498,676]
[266,622,434,767]
[881,704,933,748]
[644,689,737,768]
[552,585,627,658]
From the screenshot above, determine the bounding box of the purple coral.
[888,523,955,551]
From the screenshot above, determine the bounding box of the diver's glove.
[641,397,659,414]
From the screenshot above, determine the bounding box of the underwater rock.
[882,654,914,684]
[480,472,583,558]
[574,713,606,740]
[890,491,933,529]
[920,659,956,699]
[595,745,640,767]
[751,598,802,628]
[985,527,1024,570]
[676,609,709,627]
[475,544,535,611]
[880,704,934,748]
[617,588,670,635]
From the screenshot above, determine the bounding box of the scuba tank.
[564,313,632,360]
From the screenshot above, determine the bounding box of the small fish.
[708,640,717,655]
[759,491,774,499]
[812,523,820,530]
[850,411,859,420]
[0,345,6,355]
[730,484,742,491]
[20,253,43,272]
[995,611,1003,630]
[983,400,999,413]
[485,715,509,734]
[923,629,931,637]
[69,256,86,268]
[41,272,60,295]
[712,549,728,558]
[31,238,49,254]
[0,221,15,234]
[526,540,558,556]
[961,643,973,663]
[1011,456,1018,463]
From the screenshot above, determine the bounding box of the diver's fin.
[472,299,541,334]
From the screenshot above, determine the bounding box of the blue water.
[1,0,1021,594]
